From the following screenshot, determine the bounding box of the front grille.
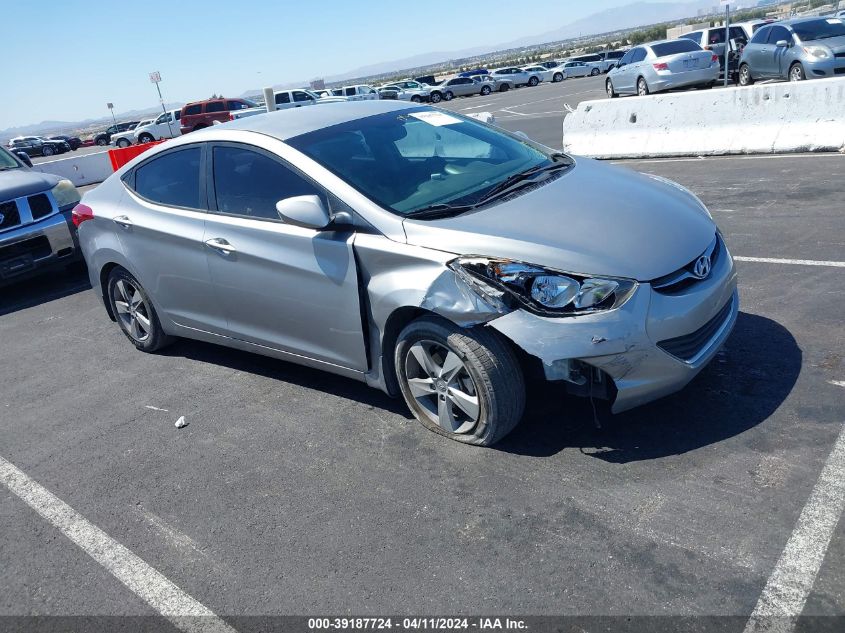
[0,235,51,260]
[658,298,733,362]
[28,194,53,220]
[834,52,845,58]
[835,68,845,75]
[652,234,721,294]
[0,201,21,231]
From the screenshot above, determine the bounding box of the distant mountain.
[254,0,718,91]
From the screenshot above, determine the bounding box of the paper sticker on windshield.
[827,18,842,24]
[409,112,462,126]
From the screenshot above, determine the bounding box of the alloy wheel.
[637,78,649,96]
[789,65,804,82]
[112,279,152,343]
[404,340,480,435]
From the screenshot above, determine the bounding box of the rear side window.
[206,101,225,113]
[750,26,771,43]
[184,104,202,115]
[650,40,702,56]
[276,92,291,104]
[679,32,700,42]
[211,146,323,221]
[630,48,648,62]
[134,148,202,209]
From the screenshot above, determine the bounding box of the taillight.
[228,113,235,121]
[71,203,94,228]
[653,62,669,71]
[711,54,719,63]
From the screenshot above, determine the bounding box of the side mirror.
[276,195,332,229]
[776,39,789,47]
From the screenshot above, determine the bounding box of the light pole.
[722,1,731,87]
[149,71,174,138]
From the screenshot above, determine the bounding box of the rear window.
[184,104,202,116]
[651,40,702,57]
[792,18,845,41]
[134,148,202,209]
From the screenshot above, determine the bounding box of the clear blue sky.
[2,0,635,128]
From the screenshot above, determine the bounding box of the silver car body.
[739,17,845,82]
[562,61,591,78]
[489,67,538,86]
[608,39,720,96]
[78,101,737,417]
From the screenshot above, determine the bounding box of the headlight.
[51,179,81,209]
[803,46,830,59]
[450,257,637,317]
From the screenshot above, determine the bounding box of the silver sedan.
[75,102,737,446]
[606,38,720,97]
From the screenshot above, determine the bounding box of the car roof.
[780,16,836,26]
[201,101,421,141]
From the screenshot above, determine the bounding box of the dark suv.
[179,98,256,134]
[94,122,140,146]
[8,136,70,158]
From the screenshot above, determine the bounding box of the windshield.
[792,18,845,40]
[287,108,561,216]
[0,146,22,170]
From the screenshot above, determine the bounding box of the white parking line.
[734,257,845,268]
[0,455,235,633]
[616,153,845,164]
[743,421,845,633]
[460,102,494,111]
[829,381,845,389]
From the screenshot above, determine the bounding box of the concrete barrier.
[31,151,113,187]
[562,77,845,159]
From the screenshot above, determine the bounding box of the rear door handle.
[204,237,236,254]
[113,215,133,228]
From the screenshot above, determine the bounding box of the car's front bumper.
[490,241,738,413]
[802,56,845,78]
[0,207,80,286]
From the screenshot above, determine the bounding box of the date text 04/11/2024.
[307,618,528,630]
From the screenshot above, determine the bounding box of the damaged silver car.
[75,101,738,446]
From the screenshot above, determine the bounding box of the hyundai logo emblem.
[0,213,5,225]
[692,255,712,279]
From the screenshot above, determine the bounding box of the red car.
[179,98,256,134]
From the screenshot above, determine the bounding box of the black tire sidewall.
[107,268,170,352]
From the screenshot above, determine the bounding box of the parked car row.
[6,136,72,158]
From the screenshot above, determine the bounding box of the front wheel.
[107,268,172,352]
[430,91,442,103]
[606,78,617,99]
[116,138,131,148]
[411,95,422,103]
[95,138,107,146]
[444,91,454,101]
[499,84,510,92]
[789,63,805,82]
[590,68,600,76]
[480,85,491,96]
[553,72,563,82]
[637,77,650,96]
[138,133,154,144]
[528,76,539,87]
[738,63,754,86]
[395,316,525,446]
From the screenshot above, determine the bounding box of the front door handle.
[204,237,236,254]
[113,215,133,228]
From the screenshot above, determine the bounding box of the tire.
[42,145,55,156]
[394,316,525,447]
[193,124,208,132]
[444,91,454,101]
[95,138,108,146]
[553,72,563,82]
[411,95,422,103]
[107,268,172,353]
[606,78,617,99]
[499,84,510,92]
[789,63,805,82]
[138,133,154,144]
[590,68,600,76]
[637,77,650,96]
[738,63,754,86]
[696,82,714,90]
[116,138,131,148]
[480,85,491,96]
[430,91,442,103]
[528,76,539,87]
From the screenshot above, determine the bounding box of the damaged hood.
[401,158,716,281]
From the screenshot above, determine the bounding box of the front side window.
[293,91,312,102]
[767,25,792,44]
[288,108,560,217]
[133,147,202,209]
[750,26,771,43]
[212,146,323,221]
[206,101,225,113]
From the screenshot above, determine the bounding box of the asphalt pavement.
[1,121,843,629]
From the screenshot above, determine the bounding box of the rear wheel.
[553,72,563,82]
[430,91,442,103]
[480,85,491,96]
[116,138,131,148]
[528,76,539,86]
[107,268,172,352]
[606,78,617,98]
[411,95,422,103]
[395,316,525,446]
[444,90,454,101]
[696,82,714,90]
[42,145,55,156]
[789,63,805,82]
[637,77,650,96]
[499,84,510,92]
[590,67,600,76]
[193,124,208,132]
[739,64,754,86]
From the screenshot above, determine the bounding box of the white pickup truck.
[134,109,183,144]
[326,85,379,101]
[230,89,325,121]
